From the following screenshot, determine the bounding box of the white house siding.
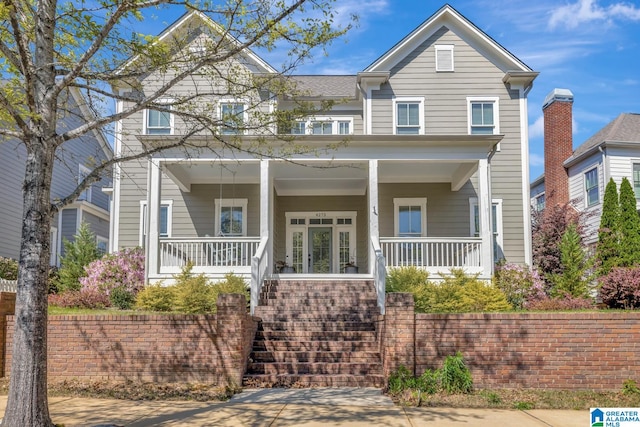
[568,153,604,245]
[369,26,526,263]
[606,146,640,203]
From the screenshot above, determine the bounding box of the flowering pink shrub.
[493,263,546,309]
[80,247,145,298]
[599,267,640,309]
[525,292,594,311]
[48,288,110,309]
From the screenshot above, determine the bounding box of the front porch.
[143,139,498,314]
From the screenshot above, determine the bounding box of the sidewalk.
[0,390,587,426]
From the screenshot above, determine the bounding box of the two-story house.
[0,88,112,266]
[110,5,538,313]
[530,88,640,244]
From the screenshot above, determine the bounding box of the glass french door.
[309,227,332,273]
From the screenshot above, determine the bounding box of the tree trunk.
[3,143,55,427]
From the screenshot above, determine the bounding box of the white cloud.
[549,0,640,30]
[529,115,544,139]
[529,153,545,167]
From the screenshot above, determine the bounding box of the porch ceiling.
[160,158,479,194]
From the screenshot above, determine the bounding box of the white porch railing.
[250,237,269,315]
[0,279,17,292]
[159,237,260,272]
[379,237,482,272]
[371,236,386,314]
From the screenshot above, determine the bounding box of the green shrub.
[386,266,431,312]
[211,273,249,307]
[0,257,18,280]
[56,222,100,293]
[110,286,136,310]
[387,352,473,396]
[459,280,512,312]
[440,351,473,394]
[493,263,545,310]
[173,264,216,314]
[135,283,176,312]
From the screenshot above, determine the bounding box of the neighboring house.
[110,5,538,312]
[0,88,113,266]
[530,88,640,244]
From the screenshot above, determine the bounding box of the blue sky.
[138,0,640,181]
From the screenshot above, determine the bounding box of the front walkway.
[0,393,585,426]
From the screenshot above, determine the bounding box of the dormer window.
[435,45,454,72]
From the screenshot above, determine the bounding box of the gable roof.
[117,10,277,80]
[364,4,534,74]
[564,113,640,166]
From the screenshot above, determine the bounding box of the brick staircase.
[243,279,384,388]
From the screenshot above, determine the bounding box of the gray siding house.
[111,5,537,312]
[0,88,112,265]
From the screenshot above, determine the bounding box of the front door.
[309,227,332,273]
[285,211,357,274]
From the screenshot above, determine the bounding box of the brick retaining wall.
[382,293,640,390]
[1,293,257,385]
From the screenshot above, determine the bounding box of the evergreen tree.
[56,222,100,292]
[596,178,620,275]
[618,177,640,266]
[552,223,590,297]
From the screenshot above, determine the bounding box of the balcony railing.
[159,237,261,274]
[379,237,482,273]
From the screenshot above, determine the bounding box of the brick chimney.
[542,88,574,208]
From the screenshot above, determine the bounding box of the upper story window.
[585,167,599,207]
[394,198,427,237]
[467,97,499,135]
[633,163,640,198]
[435,44,454,72]
[145,105,173,135]
[290,117,353,135]
[78,164,92,202]
[215,198,248,236]
[394,97,424,135]
[220,102,246,135]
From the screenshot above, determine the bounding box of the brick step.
[261,283,375,292]
[258,294,377,302]
[247,362,382,376]
[242,373,385,388]
[251,350,381,363]
[252,340,380,352]
[255,330,377,341]
[259,321,375,332]
[254,311,379,321]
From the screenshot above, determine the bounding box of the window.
[467,97,499,135]
[139,200,173,245]
[290,117,353,135]
[145,108,172,135]
[394,198,427,237]
[78,165,92,202]
[215,198,248,236]
[633,163,640,198]
[394,98,424,135]
[435,44,454,72]
[585,168,599,207]
[220,102,245,135]
[535,193,545,212]
[470,198,503,262]
[96,236,109,256]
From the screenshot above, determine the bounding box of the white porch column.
[260,160,271,268]
[147,159,162,279]
[368,160,380,274]
[477,158,493,278]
